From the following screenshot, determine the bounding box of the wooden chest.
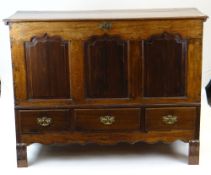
[4,8,207,167]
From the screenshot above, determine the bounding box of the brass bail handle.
[162,115,177,125]
[100,115,115,125]
[99,22,112,30]
[37,116,52,127]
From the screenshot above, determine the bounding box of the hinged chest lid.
[4,8,208,25]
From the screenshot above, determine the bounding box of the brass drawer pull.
[100,115,115,125]
[162,115,177,125]
[37,117,52,127]
[99,22,112,30]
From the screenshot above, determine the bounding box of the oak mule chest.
[4,8,207,167]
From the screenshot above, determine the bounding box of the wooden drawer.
[17,109,71,134]
[145,107,197,131]
[74,108,141,131]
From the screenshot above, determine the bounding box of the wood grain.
[188,140,199,165]
[10,33,203,107]
[20,130,195,145]
[143,32,187,97]
[25,34,70,99]
[9,20,203,41]
[145,107,197,131]
[4,9,207,24]
[17,109,71,134]
[5,9,206,166]
[84,35,128,98]
[16,143,28,167]
[74,108,141,131]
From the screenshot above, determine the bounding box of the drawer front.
[17,109,71,134]
[74,108,141,131]
[145,107,197,131]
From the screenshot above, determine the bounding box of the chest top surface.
[4,8,207,24]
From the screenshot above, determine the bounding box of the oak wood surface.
[25,34,70,99]
[16,143,28,167]
[20,130,195,145]
[84,35,128,98]
[189,140,200,165]
[145,107,197,131]
[9,20,203,107]
[143,32,187,97]
[74,108,141,131]
[17,109,71,134]
[9,20,203,41]
[5,9,206,166]
[4,8,207,24]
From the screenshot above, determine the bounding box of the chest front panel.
[10,20,202,106]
